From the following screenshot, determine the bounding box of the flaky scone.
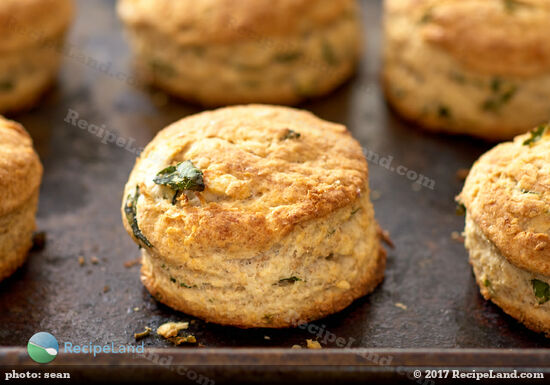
[384,0,550,140]
[0,0,73,114]
[121,105,385,328]
[0,116,43,281]
[117,0,362,106]
[459,124,550,335]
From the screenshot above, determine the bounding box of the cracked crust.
[387,0,550,77]
[0,0,74,52]
[459,126,550,276]
[122,105,383,327]
[122,105,368,261]
[118,0,358,45]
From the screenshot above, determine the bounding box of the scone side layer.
[0,192,39,282]
[466,217,550,336]
[140,189,384,328]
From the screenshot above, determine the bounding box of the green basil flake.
[523,125,548,146]
[281,129,301,141]
[153,160,205,193]
[482,84,517,112]
[322,40,338,66]
[0,79,14,92]
[531,279,550,304]
[278,276,302,285]
[456,203,466,216]
[124,186,153,248]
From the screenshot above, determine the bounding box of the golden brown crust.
[118,0,358,45]
[122,105,367,262]
[0,0,74,52]
[0,117,43,217]
[460,127,550,276]
[141,242,386,328]
[386,0,550,77]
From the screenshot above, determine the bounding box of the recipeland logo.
[27,332,59,364]
[26,332,145,364]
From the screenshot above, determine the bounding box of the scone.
[383,0,550,140]
[458,124,550,336]
[117,0,362,106]
[0,117,43,281]
[121,105,385,328]
[0,0,73,114]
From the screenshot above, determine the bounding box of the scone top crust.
[0,117,43,217]
[459,125,550,276]
[0,0,74,52]
[123,105,368,262]
[118,0,359,45]
[386,0,550,77]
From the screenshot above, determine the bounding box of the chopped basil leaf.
[351,208,361,216]
[483,279,491,287]
[278,276,302,285]
[523,125,548,146]
[438,105,451,119]
[274,51,302,63]
[180,282,195,289]
[281,129,301,140]
[482,84,517,112]
[149,59,177,77]
[532,279,550,304]
[153,160,205,193]
[124,186,153,248]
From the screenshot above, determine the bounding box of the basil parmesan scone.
[117,0,362,106]
[0,117,43,281]
[384,0,550,140]
[0,0,73,114]
[121,105,385,328]
[458,124,550,336]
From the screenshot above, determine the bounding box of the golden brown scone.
[0,0,74,114]
[117,0,362,106]
[0,116,43,281]
[459,124,550,336]
[383,0,550,140]
[121,105,385,328]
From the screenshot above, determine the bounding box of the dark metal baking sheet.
[1,0,550,382]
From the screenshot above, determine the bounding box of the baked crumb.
[451,231,465,243]
[124,257,141,268]
[134,327,152,341]
[157,322,189,338]
[456,168,470,180]
[395,302,407,310]
[291,345,302,349]
[90,256,99,265]
[78,256,85,266]
[306,339,322,349]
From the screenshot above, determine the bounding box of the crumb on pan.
[451,231,465,243]
[395,302,407,310]
[103,285,110,293]
[306,339,322,349]
[456,168,470,180]
[291,345,302,349]
[31,232,47,251]
[78,256,85,266]
[124,257,141,268]
[90,256,99,265]
[134,327,152,341]
[157,322,189,338]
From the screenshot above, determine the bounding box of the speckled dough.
[0,117,43,281]
[460,125,550,335]
[117,0,363,106]
[383,0,550,140]
[0,0,73,114]
[121,105,385,328]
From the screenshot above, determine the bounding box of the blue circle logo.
[27,332,59,364]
